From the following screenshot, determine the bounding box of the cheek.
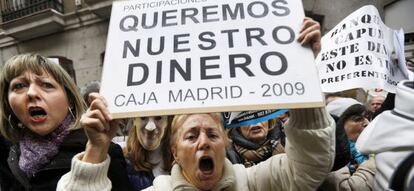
[8,95,23,115]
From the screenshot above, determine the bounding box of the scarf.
[234,138,284,167]
[19,114,73,177]
[348,140,368,174]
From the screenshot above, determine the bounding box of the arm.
[57,93,119,191]
[82,93,119,163]
[246,18,336,190]
[56,152,112,191]
[338,157,376,191]
[247,108,335,190]
[322,157,376,191]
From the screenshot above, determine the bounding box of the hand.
[298,17,321,57]
[81,92,119,163]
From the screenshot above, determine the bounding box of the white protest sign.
[101,0,324,118]
[316,5,414,93]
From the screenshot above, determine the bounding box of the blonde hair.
[0,54,85,142]
[124,116,173,172]
[170,113,228,150]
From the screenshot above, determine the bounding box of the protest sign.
[101,0,324,118]
[316,5,414,93]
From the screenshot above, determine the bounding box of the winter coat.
[4,129,132,191]
[125,158,155,191]
[0,136,12,191]
[319,156,376,191]
[356,80,414,190]
[226,124,285,166]
[58,108,336,191]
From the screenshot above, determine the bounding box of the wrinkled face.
[344,115,369,142]
[8,71,69,136]
[135,116,168,150]
[369,97,384,113]
[240,121,269,144]
[173,114,226,190]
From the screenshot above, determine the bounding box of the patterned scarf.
[234,139,285,167]
[19,114,73,177]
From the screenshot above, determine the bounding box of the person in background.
[124,116,173,190]
[80,80,101,107]
[0,54,132,191]
[366,95,385,114]
[320,104,375,191]
[357,80,414,190]
[226,108,351,172]
[225,110,286,167]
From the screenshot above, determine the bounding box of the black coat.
[2,129,132,191]
[0,136,12,191]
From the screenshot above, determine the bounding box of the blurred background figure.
[80,80,100,107]
[224,110,286,167]
[320,103,376,191]
[366,95,385,114]
[124,116,173,191]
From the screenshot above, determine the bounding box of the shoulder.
[108,143,125,159]
[149,175,172,191]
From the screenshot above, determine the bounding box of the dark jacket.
[331,114,352,171]
[0,136,12,191]
[3,129,132,191]
[125,159,155,191]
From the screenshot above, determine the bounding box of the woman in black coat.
[0,54,132,191]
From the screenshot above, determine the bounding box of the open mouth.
[199,156,214,175]
[29,107,47,121]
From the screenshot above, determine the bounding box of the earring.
[8,114,23,129]
[68,107,75,119]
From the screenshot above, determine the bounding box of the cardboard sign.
[316,5,414,93]
[101,0,324,118]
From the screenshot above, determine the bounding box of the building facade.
[0,0,411,88]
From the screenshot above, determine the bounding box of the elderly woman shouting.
[58,18,335,191]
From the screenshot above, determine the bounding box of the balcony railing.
[1,0,63,23]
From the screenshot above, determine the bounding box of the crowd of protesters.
[0,15,413,191]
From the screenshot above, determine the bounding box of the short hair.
[170,113,227,150]
[0,54,85,142]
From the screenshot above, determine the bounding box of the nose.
[362,118,369,128]
[198,132,211,151]
[27,84,40,100]
[145,118,157,131]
